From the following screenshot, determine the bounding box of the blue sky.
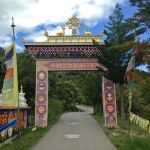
[0,0,139,52]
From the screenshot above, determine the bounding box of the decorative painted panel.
[0,109,29,143]
[25,45,102,59]
[35,62,48,127]
[102,77,117,127]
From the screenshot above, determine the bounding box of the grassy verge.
[2,100,64,150]
[93,114,150,150]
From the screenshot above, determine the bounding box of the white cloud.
[0,37,24,52]
[0,0,126,51]
[0,36,12,50]
[16,44,24,53]
[25,26,73,42]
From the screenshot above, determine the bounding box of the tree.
[48,72,60,98]
[0,47,6,93]
[132,41,150,68]
[116,75,150,121]
[104,3,144,45]
[131,79,150,120]
[105,3,124,45]
[94,3,143,121]
[128,0,150,102]
[55,80,84,110]
[78,73,102,114]
[129,0,150,68]
[130,0,150,32]
[17,50,36,107]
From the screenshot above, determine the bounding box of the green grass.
[1,100,65,150]
[93,114,150,150]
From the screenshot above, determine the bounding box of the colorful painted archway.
[24,34,106,127]
[23,16,111,127]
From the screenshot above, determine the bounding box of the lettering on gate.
[43,61,107,71]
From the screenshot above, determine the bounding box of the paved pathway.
[31,106,116,150]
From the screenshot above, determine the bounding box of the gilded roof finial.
[20,85,23,93]
[66,16,81,35]
[56,26,65,36]
[84,27,92,36]
[44,30,49,37]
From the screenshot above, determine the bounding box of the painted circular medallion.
[106,104,115,113]
[37,93,46,103]
[37,105,46,114]
[38,71,46,81]
[37,82,46,92]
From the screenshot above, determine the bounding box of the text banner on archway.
[38,60,107,71]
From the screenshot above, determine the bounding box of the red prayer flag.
[126,56,135,82]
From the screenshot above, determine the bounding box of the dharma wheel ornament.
[66,16,81,35]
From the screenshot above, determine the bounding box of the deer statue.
[56,27,65,36]
[44,30,49,37]
[99,31,105,40]
[84,27,92,36]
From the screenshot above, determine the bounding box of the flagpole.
[11,17,16,42]
[128,23,137,137]
[128,84,132,137]
[11,17,21,148]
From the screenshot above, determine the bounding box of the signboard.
[44,61,101,71]
[0,109,28,143]
[36,60,107,71]
[102,77,117,126]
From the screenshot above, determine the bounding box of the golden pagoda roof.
[23,35,105,46]
[47,35,104,44]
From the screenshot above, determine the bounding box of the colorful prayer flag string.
[129,112,150,133]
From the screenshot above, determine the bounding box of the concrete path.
[31,106,116,150]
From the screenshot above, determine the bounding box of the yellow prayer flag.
[2,43,18,106]
[130,112,150,133]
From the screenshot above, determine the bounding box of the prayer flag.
[126,56,135,82]
[2,43,18,106]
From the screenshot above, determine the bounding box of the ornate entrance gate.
[24,17,107,127]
